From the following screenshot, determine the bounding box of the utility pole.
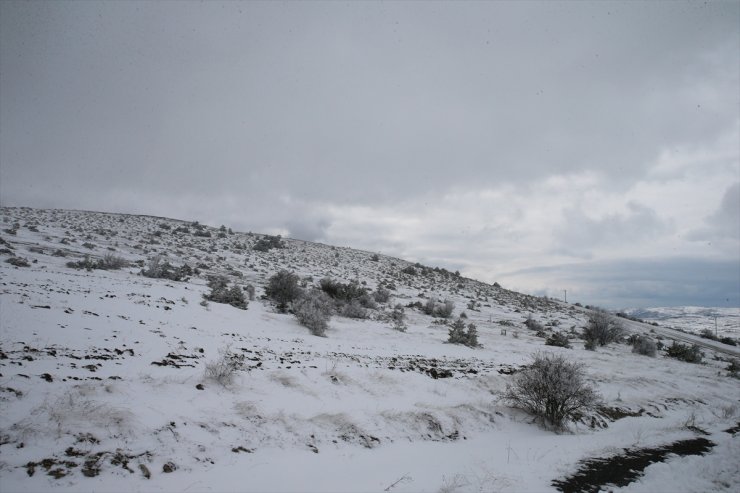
[564,289,567,303]
[715,316,718,338]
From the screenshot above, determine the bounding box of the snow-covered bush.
[545,332,571,348]
[292,289,332,337]
[6,256,30,267]
[373,287,391,303]
[503,352,600,429]
[245,284,256,301]
[253,234,284,252]
[204,346,245,386]
[631,335,657,357]
[524,315,544,331]
[423,297,455,318]
[340,300,367,319]
[666,341,703,363]
[727,359,740,378]
[583,309,625,349]
[141,255,192,281]
[265,270,302,313]
[96,253,129,270]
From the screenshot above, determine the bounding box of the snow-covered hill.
[1,207,738,492]
[624,306,739,338]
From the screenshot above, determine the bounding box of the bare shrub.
[373,287,391,303]
[340,300,368,319]
[293,289,332,337]
[265,270,302,312]
[503,352,600,429]
[583,309,625,349]
[97,253,129,270]
[388,305,407,332]
[631,335,657,357]
[524,315,544,331]
[6,256,30,267]
[141,255,192,281]
[204,346,245,386]
[545,332,571,348]
[245,284,256,301]
[424,297,455,318]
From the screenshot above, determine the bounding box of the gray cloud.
[555,202,672,258]
[688,182,740,241]
[500,257,740,309]
[1,1,737,307]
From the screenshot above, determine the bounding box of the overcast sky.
[1,1,738,308]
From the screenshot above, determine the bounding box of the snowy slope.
[1,207,738,492]
[625,306,740,338]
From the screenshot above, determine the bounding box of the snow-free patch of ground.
[1,207,738,492]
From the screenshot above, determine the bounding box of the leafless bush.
[293,289,333,337]
[631,335,657,357]
[503,352,600,429]
[423,297,455,318]
[97,253,129,270]
[524,314,544,331]
[204,346,245,386]
[583,309,625,349]
[340,300,368,319]
[373,287,391,303]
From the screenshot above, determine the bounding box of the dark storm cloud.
[2,1,737,205]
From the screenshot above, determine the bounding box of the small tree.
[265,270,302,312]
[293,289,332,337]
[448,319,479,347]
[503,352,600,429]
[583,309,624,349]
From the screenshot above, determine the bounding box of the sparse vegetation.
[292,289,333,337]
[666,341,703,363]
[503,352,600,429]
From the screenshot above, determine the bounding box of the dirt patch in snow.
[551,437,716,493]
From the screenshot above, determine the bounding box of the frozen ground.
[1,207,738,492]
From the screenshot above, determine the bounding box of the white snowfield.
[1,207,738,493]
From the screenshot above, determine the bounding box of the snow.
[1,207,738,492]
